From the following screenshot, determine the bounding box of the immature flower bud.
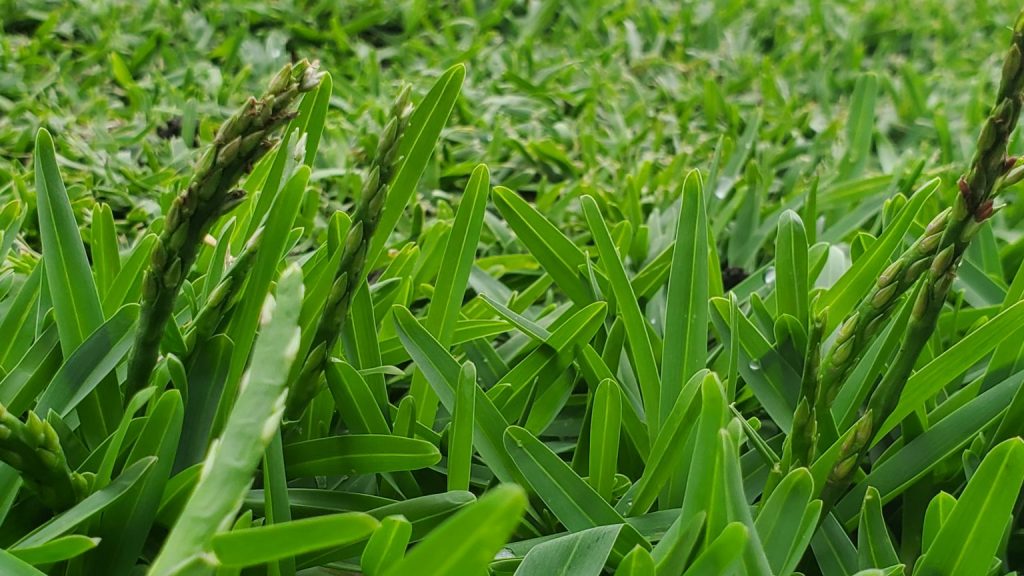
[930,246,954,278]
[216,136,242,166]
[877,260,902,287]
[923,209,949,237]
[918,230,942,254]
[830,339,854,366]
[836,313,859,343]
[268,62,295,94]
[871,282,899,310]
[376,118,399,160]
[163,258,182,287]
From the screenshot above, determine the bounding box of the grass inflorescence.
[3,2,1024,575]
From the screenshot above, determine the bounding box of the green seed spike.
[183,228,265,353]
[818,10,1024,513]
[125,60,321,398]
[0,404,87,511]
[284,85,413,421]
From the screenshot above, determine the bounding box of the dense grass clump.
[5,1,1024,575]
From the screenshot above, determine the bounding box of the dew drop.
[763,266,776,285]
[748,360,762,371]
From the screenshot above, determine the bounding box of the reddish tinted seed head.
[958,176,972,199]
[976,199,995,221]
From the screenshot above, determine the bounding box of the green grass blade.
[514,524,621,576]
[150,264,303,575]
[589,378,621,502]
[914,438,1024,575]
[582,194,661,438]
[411,164,490,425]
[661,170,709,428]
[369,64,466,265]
[382,485,526,576]
[283,435,440,477]
[447,361,477,492]
[493,186,591,305]
[361,515,412,576]
[212,513,378,568]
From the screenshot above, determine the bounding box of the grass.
[4,0,1024,574]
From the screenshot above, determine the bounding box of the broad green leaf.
[393,306,518,483]
[493,186,591,305]
[515,524,621,576]
[91,203,120,298]
[859,487,899,570]
[720,430,773,576]
[922,491,957,553]
[33,129,104,355]
[621,371,704,516]
[262,429,294,576]
[504,426,647,558]
[35,303,139,418]
[176,334,233,472]
[212,513,378,567]
[88,389,184,575]
[755,467,820,575]
[914,438,1024,576]
[710,297,798,430]
[34,128,120,443]
[775,210,809,326]
[327,360,390,435]
[361,515,412,576]
[811,513,859,576]
[0,264,43,371]
[618,545,656,576]
[679,374,726,528]
[680,522,747,576]
[382,485,526,576]
[284,435,441,477]
[0,550,45,575]
[10,535,98,566]
[651,512,705,576]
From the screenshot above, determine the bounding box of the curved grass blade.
[369,64,466,265]
[411,164,491,424]
[283,435,441,478]
[913,438,1024,576]
[393,305,518,482]
[212,512,378,568]
[582,195,660,438]
[514,524,622,576]
[382,485,526,576]
[361,515,412,576]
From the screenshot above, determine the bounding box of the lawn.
[2,0,1024,574]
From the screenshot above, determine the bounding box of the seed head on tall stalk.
[284,85,413,420]
[124,60,323,398]
[818,10,1024,510]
